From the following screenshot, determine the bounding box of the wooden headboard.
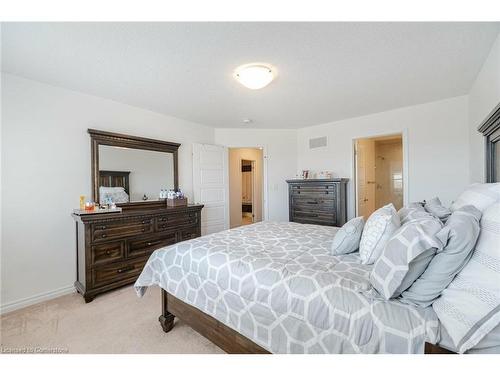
[99,170,131,195]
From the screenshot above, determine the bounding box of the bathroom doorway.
[228,148,264,228]
[354,134,404,218]
[241,160,254,225]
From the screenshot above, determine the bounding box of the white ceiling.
[2,22,499,129]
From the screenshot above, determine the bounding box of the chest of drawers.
[287,179,348,227]
[73,204,203,302]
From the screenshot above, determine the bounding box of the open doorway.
[355,134,404,218]
[228,148,264,228]
[241,160,254,225]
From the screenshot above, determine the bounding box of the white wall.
[215,129,297,222]
[1,74,214,312]
[468,33,500,183]
[297,96,470,219]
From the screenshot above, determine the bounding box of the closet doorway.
[354,134,404,219]
[228,148,264,228]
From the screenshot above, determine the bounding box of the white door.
[193,144,229,235]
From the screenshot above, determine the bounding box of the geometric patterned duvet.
[135,222,439,353]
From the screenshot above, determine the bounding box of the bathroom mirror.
[89,129,179,208]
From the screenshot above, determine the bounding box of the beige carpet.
[0,286,223,354]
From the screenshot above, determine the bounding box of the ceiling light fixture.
[233,63,276,90]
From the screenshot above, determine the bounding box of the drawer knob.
[102,234,107,238]
[117,266,133,274]
[147,241,161,247]
[141,228,145,232]
[161,224,166,228]
[106,250,111,255]
[101,225,106,230]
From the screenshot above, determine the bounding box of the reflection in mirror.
[98,145,174,204]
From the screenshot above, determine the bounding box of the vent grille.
[309,136,327,149]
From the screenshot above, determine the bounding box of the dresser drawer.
[292,196,334,211]
[156,212,198,231]
[91,241,125,265]
[292,209,335,224]
[290,184,335,196]
[92,257,146,287]
[127,232,177,258]
[177,226,199,242]
[92,218,153,242]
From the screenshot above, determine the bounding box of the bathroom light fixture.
[233,63,276,90]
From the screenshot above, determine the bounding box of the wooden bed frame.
[158,289,454,354]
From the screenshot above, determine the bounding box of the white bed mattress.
[135,221,439,353]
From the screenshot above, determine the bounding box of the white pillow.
[359,203,400,264]
[451,183,500,213]
[331,216,365,255]
[433,202,500,353]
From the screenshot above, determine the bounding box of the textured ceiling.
[2,22,499,128]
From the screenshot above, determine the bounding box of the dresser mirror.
[89,129,180,208]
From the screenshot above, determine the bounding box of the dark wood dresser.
[73,204,203,302]
[287,178,348,227]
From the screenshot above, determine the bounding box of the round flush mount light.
[233,63,276,90]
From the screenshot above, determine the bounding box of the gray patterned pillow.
[398,203,425,224]
[424,197,451,222]
[370,215,443,300]
[400,205,481,307]
[359,203,400,264]
[331,216,365,255]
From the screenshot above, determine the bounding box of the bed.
[134,221,452,354]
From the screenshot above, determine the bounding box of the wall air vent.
[309,136,328,149]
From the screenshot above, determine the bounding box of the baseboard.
[0,285,76,315]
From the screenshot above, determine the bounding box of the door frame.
[250,159,256,223]
[352,129,409,217]
[226,145,269,221]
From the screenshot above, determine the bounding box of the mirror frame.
[478,102,500,183]
[88,129,180,209]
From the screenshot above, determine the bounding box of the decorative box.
[167,197,188,207]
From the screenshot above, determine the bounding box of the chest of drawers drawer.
[292,209,336,225]
[92,218,153,242]
[127,232,177,258]
[290,184,335,196]
[291,196,334,211]
[177,226,199,242]
[92,257,146,287]
[91,241,125,265]
[156,212,198,231]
